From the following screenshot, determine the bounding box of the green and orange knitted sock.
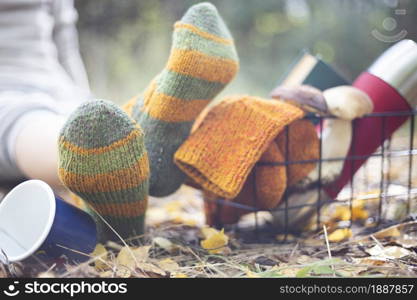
[123,2,239,197]
[58,100,149,241]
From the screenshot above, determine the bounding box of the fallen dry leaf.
[99,270,114,278]
[116,247,136,269]
[115,266,131,278]
[171,273,188,278]
[328,228,352,242]
[332,201,368,222]
[132,246,151,262]
[374,227,401,239]
[275,234,297,242]
[172,215,198,226]
[157,258,180,273]
[352,206,369,221]
[91,244,109,271]
[116,245,168,277]
[396,235,417,248]
[245,270,261,278]
[153,237,176,253]
[200,228,229,254]
[355,257,388,266]
[136,262,166,276]
[383,246,412,259]
[366,245,386,257]
[333,206,351,221]
[37,272,55,278]
[116,246,151,269]
[201,227,220,239]
[366,245,412,259]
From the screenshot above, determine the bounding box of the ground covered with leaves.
[1,184,417,278]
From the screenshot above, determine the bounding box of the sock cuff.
[174,95,305,199]
[203,141,288,226]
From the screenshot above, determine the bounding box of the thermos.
[325,39,417,198]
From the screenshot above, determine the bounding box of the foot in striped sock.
[58,100,149,241]
[123,2,239,197]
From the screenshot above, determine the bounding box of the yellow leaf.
[157,258,180,273]
[116,246,150,269]
[172,215,197,226]
[275,234,296,242]
[131,246,151,262]
[91,244,109,271]
[332,204,368,222]
[172,273,188,278]
[99,271,113,278]
[201,227,219,239]
[352,206,369,221]
[116,247,136,269]
[328,228,352,242]
[352,198,366,209]
[333,206,351,221]
[246,270,260,278]
[200,228,229,254]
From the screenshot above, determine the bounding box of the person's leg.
[14,111,66,189]
[0,92,64,187]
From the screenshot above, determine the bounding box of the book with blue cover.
[278,50,351,90]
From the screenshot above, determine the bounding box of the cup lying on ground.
[0,180,97,263]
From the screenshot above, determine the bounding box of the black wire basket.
[204,109,417,242]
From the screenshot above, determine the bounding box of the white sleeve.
[52,0,90,92]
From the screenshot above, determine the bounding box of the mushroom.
[303,86,374,184]
[271,85,328,114]
[272,85,374,186]
[323,86,374,120]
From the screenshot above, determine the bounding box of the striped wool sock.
[123,2,239,197]
[58,100,149,241]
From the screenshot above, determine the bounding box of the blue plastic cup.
[0,180,97,262]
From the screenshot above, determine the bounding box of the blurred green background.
[75,0,417,104]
